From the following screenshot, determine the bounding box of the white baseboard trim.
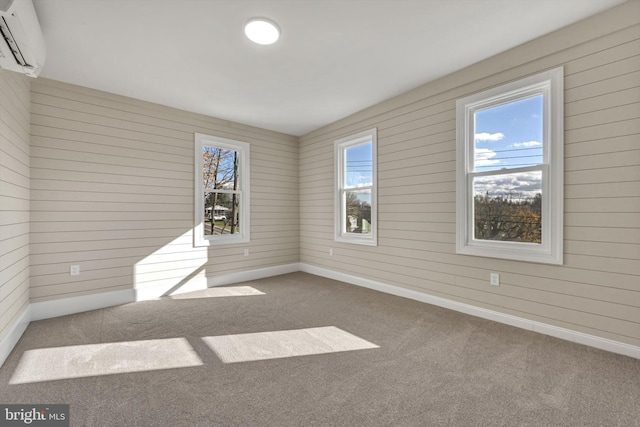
[133,264,301,300]
[32,263,300,316]
[207,263,301,287]
[31,289,135,321]
[299,263,640,360]
[135,277,209,301]
[0,305,31,367]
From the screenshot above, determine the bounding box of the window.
[335,128,377,246]
[194,133,250,247]
[456,67,563,264]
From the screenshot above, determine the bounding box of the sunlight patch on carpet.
[168,286,265,299]
[202,326,379,363]
[10,338,202,384]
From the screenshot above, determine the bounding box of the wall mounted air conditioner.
[0,0,45,77]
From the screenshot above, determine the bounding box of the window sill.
[334,235,377,246]
[456,244,562,265]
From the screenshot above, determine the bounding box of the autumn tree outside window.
[194,133,250,247]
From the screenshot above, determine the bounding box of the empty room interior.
[1,0,639,425]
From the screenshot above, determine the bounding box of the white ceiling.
[33,0,626,136]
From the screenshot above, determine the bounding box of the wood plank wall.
[299,2,640,346]
[29,79,298,302]
[0,70,31,340]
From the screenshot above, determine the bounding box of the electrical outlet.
[329,248,333,256]
[70,265,80,276]
[490,273,500,286]
[244,249,249,256]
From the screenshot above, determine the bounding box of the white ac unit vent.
[0,0,45,77]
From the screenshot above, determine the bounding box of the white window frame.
[456,67,563,265]
[334,128,377,246]
[194,133,250,247]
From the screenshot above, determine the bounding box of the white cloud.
[474,171,542,199]
[512,140,542,148]
[475,132,504,142]
[474,148,500,167]
[346,173,372,188]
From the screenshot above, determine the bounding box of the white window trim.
[194,133,250,247]
[456,67,563,265]
[334,128,377,246]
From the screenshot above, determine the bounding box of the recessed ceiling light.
[244,18,280,45]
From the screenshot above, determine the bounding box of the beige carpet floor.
[1,272,638,426]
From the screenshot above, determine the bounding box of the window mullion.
[471,164,544,178]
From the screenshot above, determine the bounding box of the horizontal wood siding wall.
[0,70,30,340]
[299,2,640,347]
[30,79,298,302]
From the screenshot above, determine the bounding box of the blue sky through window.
[474,94,543,172]
[203,146,238,189]
[345,141,372,204]
[473,95,543,198]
